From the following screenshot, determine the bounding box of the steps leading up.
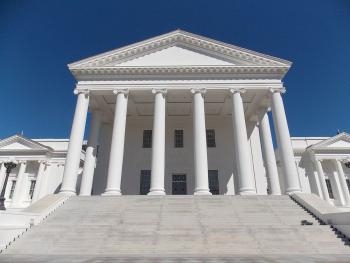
[2,195,350,260]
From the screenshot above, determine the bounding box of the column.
[60,90,90,195]
[104,89,129,195]
[38,162,52,199]
[334,159,350,206]
[148,89,167,195]
[314,158,331,203]
[191,88,211,195]
[80,111,102,196]
[0,163,5,193]
[270,88,300,194]
[32,161,46,202]
[230,88,256,195]
[259,111,281,195]
[11,161,27,206]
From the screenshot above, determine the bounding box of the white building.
[0,135,84,209]
[59,30,299,197]
[1,30,349,210]
[283,133,350,209]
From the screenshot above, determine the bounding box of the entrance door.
[172,174,187,195]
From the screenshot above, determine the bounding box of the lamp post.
[0,162,17,210]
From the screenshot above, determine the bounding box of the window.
[172,174,187,195]
[174,130,184,148]
[142,130,152,148]
[28,180,36,199]
[140,170,151,195]
[346,179,350,194]
[206,129,216,147]
[325,179,334,199]
[9,180,16,199]
[208,170,219,195]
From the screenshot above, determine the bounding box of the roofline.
[68,29,292,69]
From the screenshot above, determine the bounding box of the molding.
[68,30,291,70]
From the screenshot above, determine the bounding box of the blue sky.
[0,0,349,139]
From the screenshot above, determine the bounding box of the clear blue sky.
[1,0,349,139]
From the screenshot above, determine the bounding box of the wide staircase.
[2,195,350,262]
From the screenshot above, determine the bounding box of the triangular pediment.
[309,132,350,150]
[69,30,291,70]
[0,135,52,152]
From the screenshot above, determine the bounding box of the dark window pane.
[208,170,219,195]
[346,179,350,194]
[143,130,152,148]
[174,130,184,148]
[206,129,216,147]
[325,179,334,199]
[140,170,151,195]
[28,180,36,199]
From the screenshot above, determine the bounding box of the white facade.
[281,133,350,209]
[58,30,300,197]
[0,135,84,209]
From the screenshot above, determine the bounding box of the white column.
[60,90,90,195]
[0,162,5,192]
[230,88,256,195]
[32,161,46,202]
[11,161,27,206]
[148,89,167,195]
[104,89,129,195]
[191,88,211,195]
[80,111,102,196]
[334,159,350,206]
[270,88,300,194]
[38,162,52,199]
[314,158,331,203]
[259,111,281,195]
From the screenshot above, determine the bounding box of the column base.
[148,189,166,195]
[194,189,212,195]
[102,189,121,196]
[238,189,256,195]
[59,189,77,196]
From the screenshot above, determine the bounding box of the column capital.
[18,160,27,165]
[113,89,129,96]
[269,87,286,94]
[152,88,167,96]
[190,88,206,95]
[73,89,89,95]
[229,88,246,94]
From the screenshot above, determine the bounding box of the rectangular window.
[208,170,219,195]
[206,129,216,147]
[174,130,184,148]
[142,130,152,148]
[346,179,350,193]
[172,174,187,195]
[140,170,151,195]
[325,179,334,199]
[28,180,36,199]
[9,180,16,199]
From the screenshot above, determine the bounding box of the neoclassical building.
[59,30,300,197]
[0,135,84,209]
[1,30,349,210]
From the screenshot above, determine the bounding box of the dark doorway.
[172,174,187,195]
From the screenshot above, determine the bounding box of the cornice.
[69,31,291,70]
[71,65,289,80]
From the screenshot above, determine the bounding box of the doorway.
[172,174,187,195]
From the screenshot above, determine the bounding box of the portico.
[60,30,300,196]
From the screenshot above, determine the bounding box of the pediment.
[0,135,52,152]
[69,30,291,70]
[310,132,350,150]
